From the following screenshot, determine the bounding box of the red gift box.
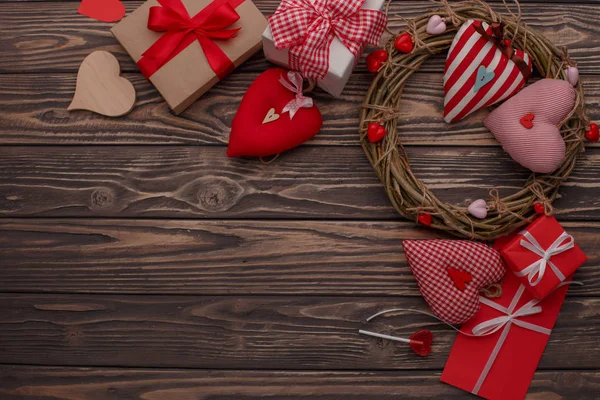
[499,216,587,299]
[441,272,570,400]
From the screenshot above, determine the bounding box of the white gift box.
[262,0,386,97]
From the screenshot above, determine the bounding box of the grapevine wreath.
[359,0,591,240]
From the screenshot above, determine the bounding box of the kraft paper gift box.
[500,215,587,299]
[441,272,570,400]
[262,0,387,97]
[112,0,268,114]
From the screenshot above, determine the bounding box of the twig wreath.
[359,0,590,240]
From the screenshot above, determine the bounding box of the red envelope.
[441,272,570,400]
[500,216,587,299]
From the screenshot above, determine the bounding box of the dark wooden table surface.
[1,0,600,399]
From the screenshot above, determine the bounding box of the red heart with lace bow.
[403,240,506,324]
[227,68,322,157]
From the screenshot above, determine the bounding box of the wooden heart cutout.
[403,240,505,324]
[484,79,576,173]
[228,68,323,158]
[68,51,136,117]
[443,20,532,123]
[78,0,126,23]
[263,108,280,124]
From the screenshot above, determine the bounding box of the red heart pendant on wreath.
[402,240,505,324]
[367,122,386,143]
[228,68,323,158]
[78,0,126,22]
[443,20,532,123]
[366,50,388,73]
[394,33,414,54]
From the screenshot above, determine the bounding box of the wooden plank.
[0,293,598,370]
[0,146,598,220]
[0,219,599,296]
[1,72,598,146]
[1,366,599,400]
[1,2,599,74]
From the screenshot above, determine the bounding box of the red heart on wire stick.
[410,330,433,357]
[228,68,323,157]
[78,0,126,22]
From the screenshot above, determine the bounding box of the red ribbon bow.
[472,22,531,82]
[137,0,244,80]
[269,0,387,80]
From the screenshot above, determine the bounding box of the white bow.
[516,230,573,286]
[471,284,551,394]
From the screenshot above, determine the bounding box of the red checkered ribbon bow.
[269,0,387,80]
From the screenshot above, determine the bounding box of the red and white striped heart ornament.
[403,240,506,324]
[443,20,532,123]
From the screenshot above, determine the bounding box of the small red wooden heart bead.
[367,122,386,143]
[366,49,388,73]
[533,202,545,215]
[502,39,512,48]
[520,113,534,129]
[394,33,414,54]
[418,213,432,226]
[585,123,599,142]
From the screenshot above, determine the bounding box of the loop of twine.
[259,154,280,165]
[362,104,403,123]
[488,189,527,221]
[437,0,462,26]
[479,283,503,298]
[528,181,554,216]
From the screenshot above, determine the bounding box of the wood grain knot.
[65,326,84,346]
[196,177,243,212]
[91,188,115,209]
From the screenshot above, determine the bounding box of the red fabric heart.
[228,68,323,158]
[520,113,534,129]
[78,0,126,22]
[403,240,505,324]
[410,330,433,357]
[446,267,472,291]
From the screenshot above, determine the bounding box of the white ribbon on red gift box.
[515,230,574,287]
[470,284,551,394]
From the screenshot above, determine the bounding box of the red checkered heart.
[403,240,506,324]
[443,20,532,123]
